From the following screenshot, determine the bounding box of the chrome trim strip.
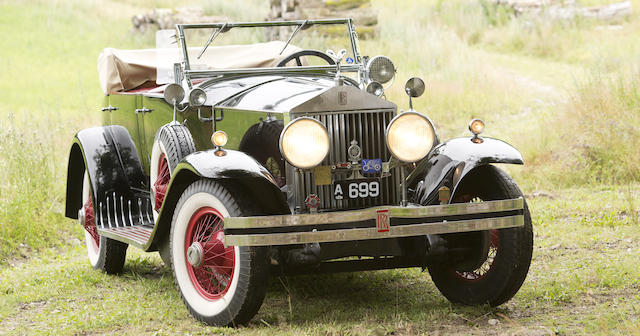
[128,200,133,227]
[225,215,524,246]
[120,196,127,227]
[106,196,111,228]
[224,197,523,229]
[98,226,153,248]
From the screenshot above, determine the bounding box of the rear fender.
[150,149,289,247]
[65,126,147,220]
[408,137,523,205]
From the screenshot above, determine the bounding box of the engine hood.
[199,75,395,114]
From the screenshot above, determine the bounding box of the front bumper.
[224,197,524,246]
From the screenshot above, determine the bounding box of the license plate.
[333,179,380,200]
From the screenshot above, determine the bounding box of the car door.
[99,95,111,125]
[107,93,147,174]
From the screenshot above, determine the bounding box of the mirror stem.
[172,99,177,122]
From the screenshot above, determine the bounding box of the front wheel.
[170,179,269,326]
[428,165,533,306]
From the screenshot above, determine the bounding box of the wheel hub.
[187,242,204,268]
[78,208,85,227]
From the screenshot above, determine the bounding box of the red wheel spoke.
[455,229,500,281]
[83,196,100,250]
[154,154,170,211]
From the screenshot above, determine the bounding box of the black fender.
[65,125,148,221]
[150,149,289,247]
[408,137,523,205]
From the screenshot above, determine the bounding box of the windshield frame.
[175,18,363,84]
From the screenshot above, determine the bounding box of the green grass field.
[0,0,639,334]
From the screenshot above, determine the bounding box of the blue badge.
[362,159,382,173]
[346,57,354,64]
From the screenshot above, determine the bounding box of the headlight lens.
[386,112,436,162]
[280,117,329,169]
[367,56,395,84]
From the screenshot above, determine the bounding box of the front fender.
[151,149,289,247]
[408,137,523,205]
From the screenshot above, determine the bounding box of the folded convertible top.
[97,41,302,94]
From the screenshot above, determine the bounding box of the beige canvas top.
[98,41,303,94]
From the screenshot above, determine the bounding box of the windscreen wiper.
[279,20,311,55]
[197,23,230,59]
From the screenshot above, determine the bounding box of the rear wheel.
[81,171,127,273]
[170,179,269,326]
[428,165,533,306]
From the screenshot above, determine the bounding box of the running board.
[98,225,154,248]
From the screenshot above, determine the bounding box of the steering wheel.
[276,50,336,67]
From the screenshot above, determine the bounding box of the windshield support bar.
[197,23,229,59]
[279,20,309,55]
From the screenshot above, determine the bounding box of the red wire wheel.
[455,229,500,281]
[83,195,100,252]
[154,153,170,211]
[184,207,236,300]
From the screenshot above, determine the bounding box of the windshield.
[156,19,361,84]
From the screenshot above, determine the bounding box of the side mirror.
[404,77,425,98]
[164,83,185,106]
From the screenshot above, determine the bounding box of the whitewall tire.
[170,179,269,326]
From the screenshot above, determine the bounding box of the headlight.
[280,117,330,169]
[386,111,436,162]
[189,88,207,107]
[366,81,384,97]
[366,56,395,84]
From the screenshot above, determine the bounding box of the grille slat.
[291,109,398,211]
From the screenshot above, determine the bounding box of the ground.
[0,0,639,334]
[1,185,638,335]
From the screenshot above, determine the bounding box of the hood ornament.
[326,49,347,86]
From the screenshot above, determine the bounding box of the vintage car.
[65,19,533,326]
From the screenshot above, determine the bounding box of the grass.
[1,184,638,335]
[0,0,639,333]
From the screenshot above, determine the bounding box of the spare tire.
[239,119,286,187]
[150,122,196,220]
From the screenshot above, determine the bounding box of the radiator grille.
[288,109,401,211]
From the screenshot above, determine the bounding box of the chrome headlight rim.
[279,117,330,170]
[385,111,437,163]
[366,55,395,87]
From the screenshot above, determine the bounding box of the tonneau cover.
[97,41,303,94]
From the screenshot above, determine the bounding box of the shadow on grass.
[115,255,497,328]
[258,270,497,327]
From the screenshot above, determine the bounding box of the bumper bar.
[224,197,524,246]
